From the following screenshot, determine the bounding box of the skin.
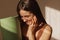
[20,10,37,26]
[19,9,52,40]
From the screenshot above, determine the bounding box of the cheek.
[27,17,33,21]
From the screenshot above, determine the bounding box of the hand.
[28,23,35,31]
[28,16,37,31]
[27,16,37,40]
[28,15,37,26]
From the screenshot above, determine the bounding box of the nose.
[22,17,27,22]
[23,19,27,22]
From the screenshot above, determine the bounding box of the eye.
[21,15,30,18]
[21,16,29,19]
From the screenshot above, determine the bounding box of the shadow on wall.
[46,0,60,10]
[37,0,47,18]
[37,0,60,18]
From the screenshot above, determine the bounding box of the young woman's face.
[19,10,37,25]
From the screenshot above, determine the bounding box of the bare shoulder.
[44,24,52,34]
[45,24,52,31]
[35,24,52,40]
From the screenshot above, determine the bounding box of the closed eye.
[24,14,33,17]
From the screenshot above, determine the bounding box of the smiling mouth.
[26,21,32,25]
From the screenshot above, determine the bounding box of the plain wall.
[0,0,19,19]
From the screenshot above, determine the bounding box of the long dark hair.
[17,0,46,27]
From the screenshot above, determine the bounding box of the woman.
[17,0,52,40]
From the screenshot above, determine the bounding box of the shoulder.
[41,24,52,40]
[45,24,52,32]
[35,24,52,40]
[37,24,52,36]
[43,24,52,36]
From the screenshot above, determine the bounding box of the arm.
[27,25,36,40]
[27,29,35,40]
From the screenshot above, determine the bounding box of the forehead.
[19,10,32,16]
